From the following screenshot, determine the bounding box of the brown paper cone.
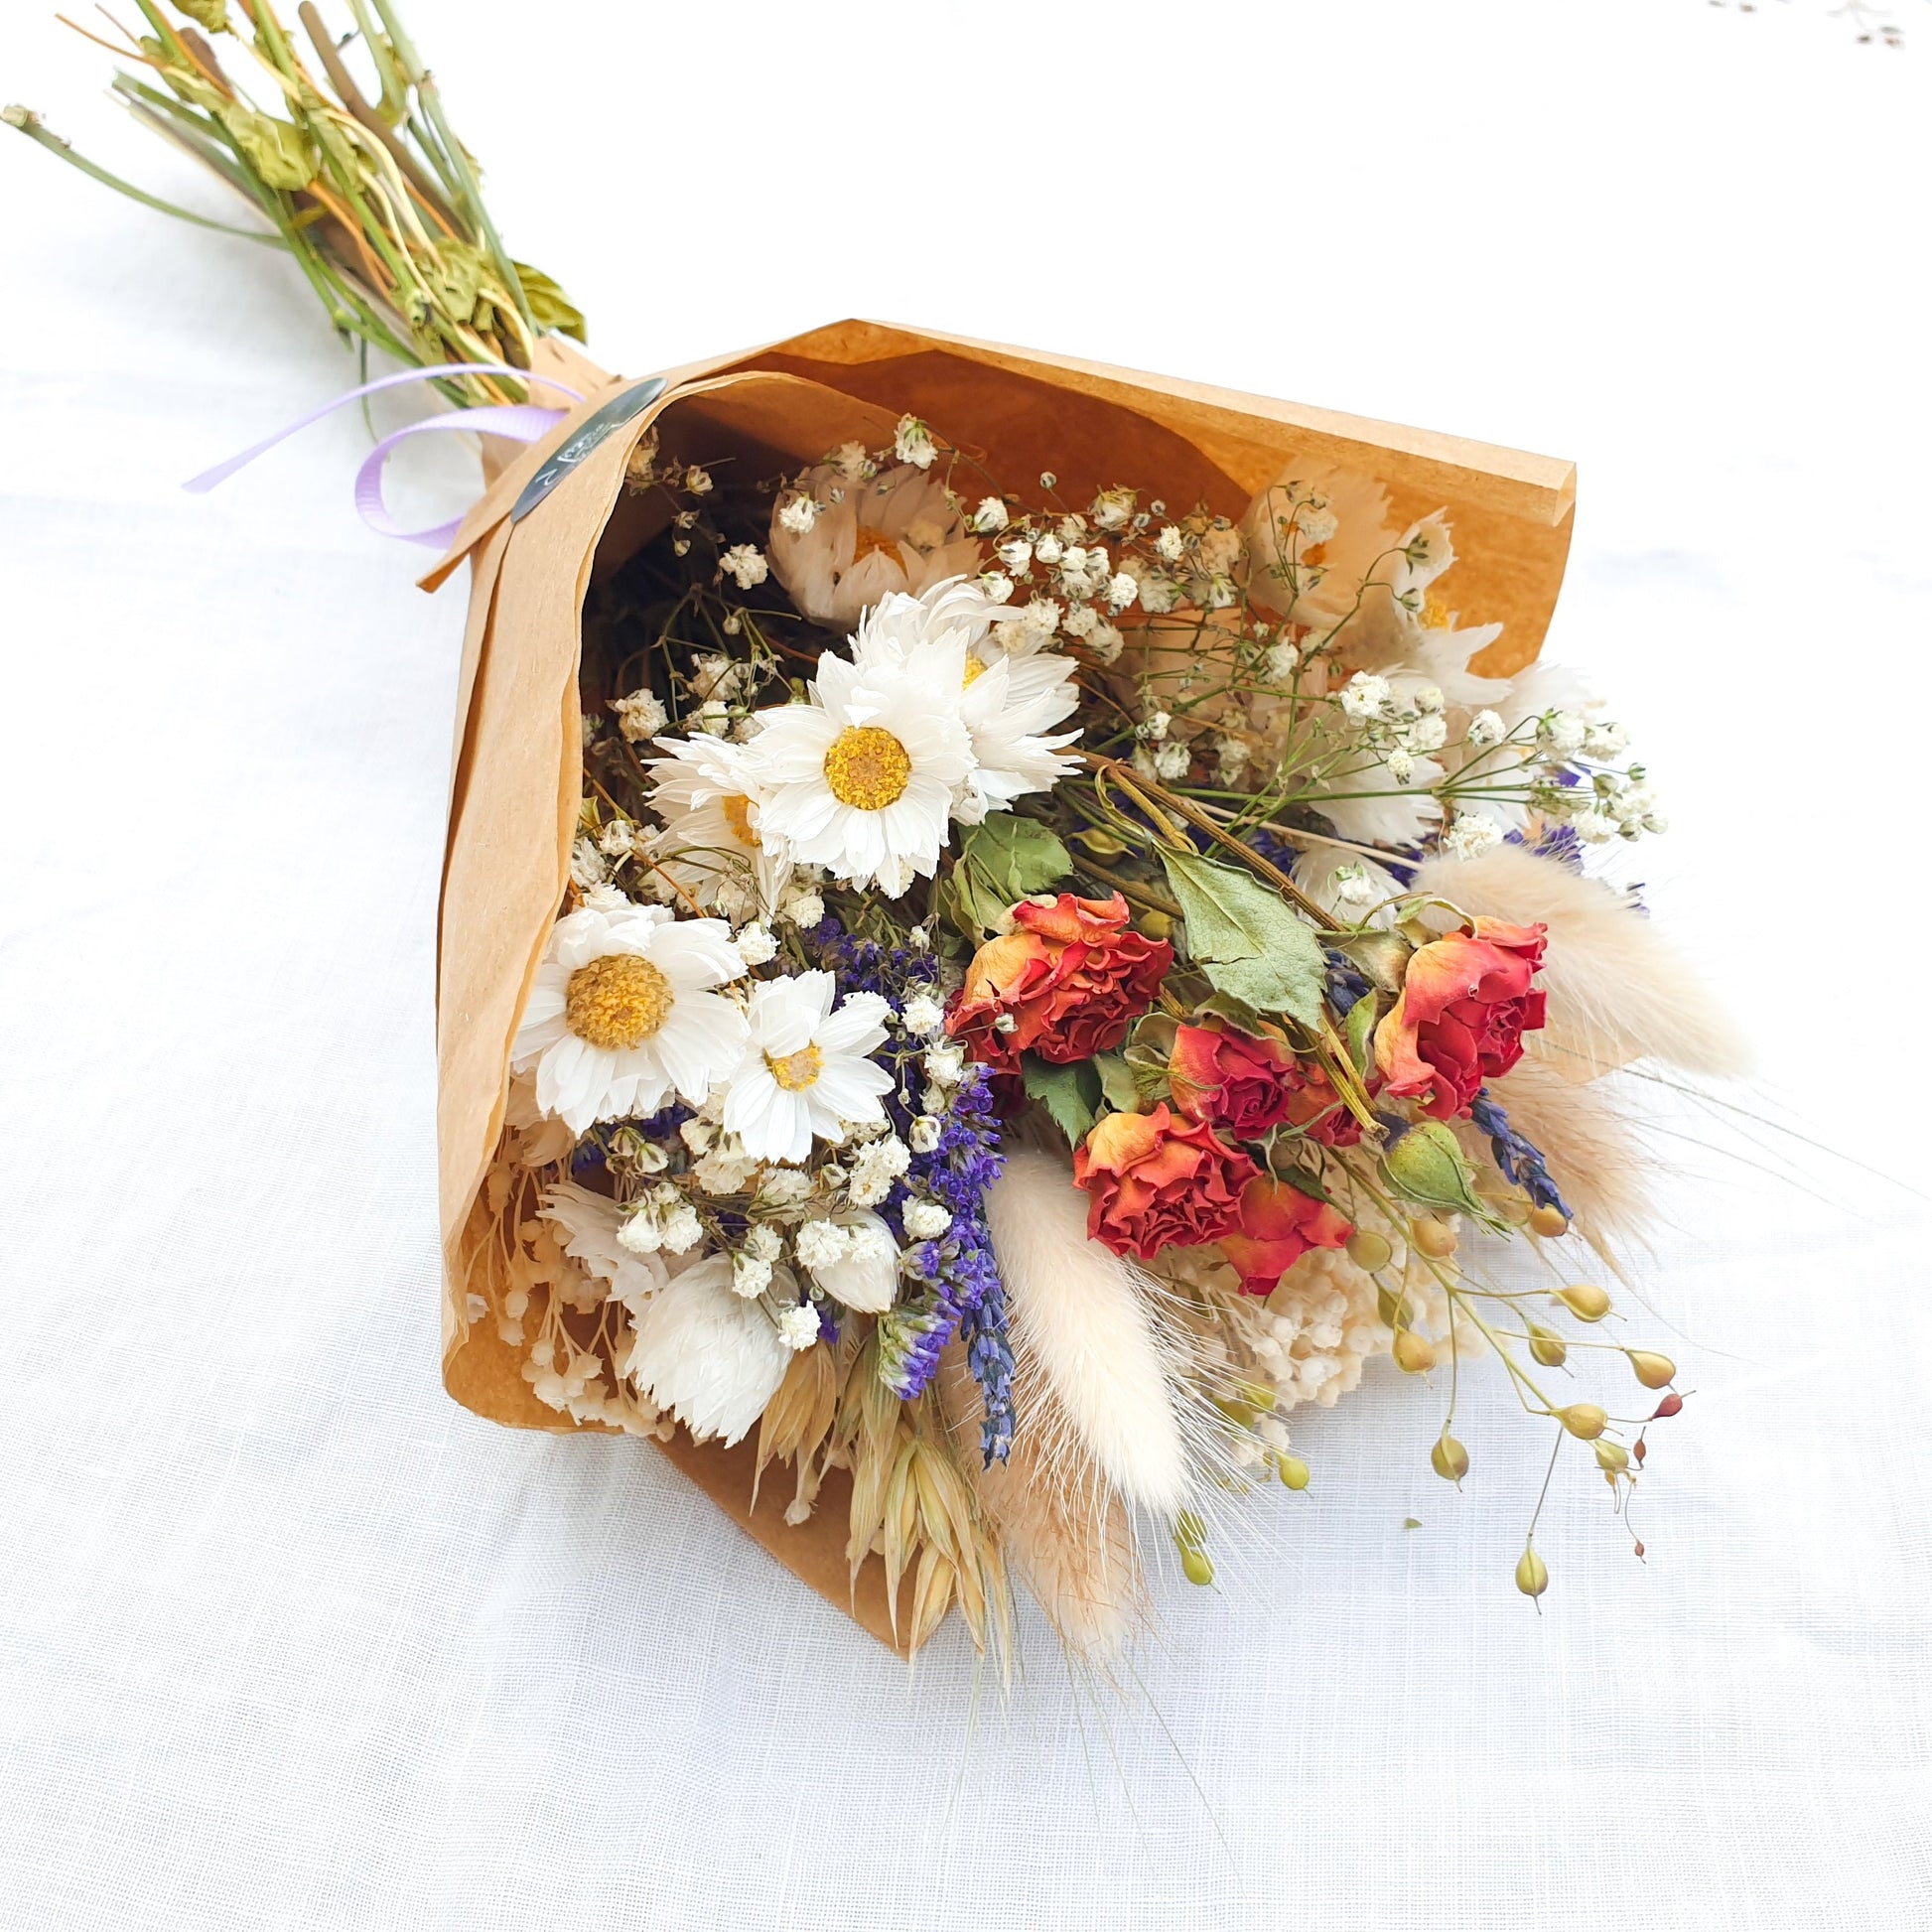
[426,324,1577,1651]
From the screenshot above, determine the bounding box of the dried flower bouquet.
[13,0,1747,1664]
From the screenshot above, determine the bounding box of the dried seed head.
[1393,1330,1438,1373]
[1558,1402,1608,1441]
[1627,1350,1677,1390]
[1527,1322,1569,1368]
[1431,1433,1470,1481]
[1515,1545,1550,1598]
[1277,1453,1311,1491]
[1557,1283,1612,1322]
[1346,1229,1393,1271]
[1180,1546,1215,1587]
[1411,1217,1458,1259]
[1527,1204,1571,1238]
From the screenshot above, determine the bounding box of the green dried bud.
[1431,1433,1469,1481]
[1180,1546,1214,1587]
[1593,1440,1630,1472]
[1515,1545,1550,1598]
[1557,1283,1612,1322]
[1558,1402,1608,1441]
[1527,1322,1569,1368]
[1346,1229,1393,1272]
[1276,1453,1311,1491]
[1627,1350,1677,1390]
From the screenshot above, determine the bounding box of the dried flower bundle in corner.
[11,0,1748,1667]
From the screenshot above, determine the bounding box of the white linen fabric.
[1,2,1927,1926]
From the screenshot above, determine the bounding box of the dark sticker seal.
[510,375,668,524]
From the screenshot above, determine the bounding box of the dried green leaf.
[1093,1052,1139,1113]
[1159,849,1326,1028]
[217,103,315,190]
[1021,1053,1102,1148]
[1344,991,1379,1079]
[949,813,1071,936]
[514,259,587,342]
[173,0,230,34]
[421,237,485,317]
[1338,929,1414,994]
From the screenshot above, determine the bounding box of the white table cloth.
[3,2,1928,1924]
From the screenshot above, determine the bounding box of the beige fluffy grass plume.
[1413,842,1750,1081]
[983,1149,1195,1517]
[937,1347,1142,1663]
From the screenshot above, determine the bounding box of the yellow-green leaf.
[513,260,588,342]
[218,104,315,191]
[173,0,230,32]
[1160,848,1325,1027]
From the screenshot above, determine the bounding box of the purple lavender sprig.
[1468,1087,1573,1219]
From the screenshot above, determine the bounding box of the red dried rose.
[948,892,1173,1074]
[1168,1021,1298,1138]
[1374,917,1549,1121]
[1217,1174,1354,1297]
[1072,1104,1259,1262]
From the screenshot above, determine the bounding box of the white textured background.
[2,2,1928,1926]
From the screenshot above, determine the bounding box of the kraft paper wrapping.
[423,324,1578,1650]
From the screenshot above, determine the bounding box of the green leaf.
[173,0,231,32]
[1022,1054,1102,1148]
[950,814,1071,936]
[422,238,486,318]
[217,105,316,191]
[1345,993,1379,1080]
[1159,849,1326,1028]
[1338,929,1414,995]
[1093,1052,1140,1113]
[514,261,588,343]
[1382,1123,1507,1229]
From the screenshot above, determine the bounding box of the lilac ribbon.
[184,360,587,549]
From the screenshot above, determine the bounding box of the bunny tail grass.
[984,1148,1193,1518]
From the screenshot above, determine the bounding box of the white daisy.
[622,1254,792,1446]
[511,901,748,1134]
[723,970,895,1165]
[642,731,790,915]
[850,579,1081,818]
[766,460,982,632]
[744,650,974,896]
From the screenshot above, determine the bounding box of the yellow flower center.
[823,725,912,811]
[1423,594,1450,630]
[961,656,988,689]
[766,1044,823,1091]
[564,952,674,1051]
[849,524,901,567]
[721,792,756,844]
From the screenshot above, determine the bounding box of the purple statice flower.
[1468,1087,1572,1218]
